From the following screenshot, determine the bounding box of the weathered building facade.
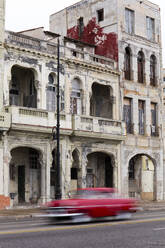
[0,0,164,208]
[50,0,164,201]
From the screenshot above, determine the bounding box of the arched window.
[124,47,132,80]
[46,73,56,112]
[150,55,157,86]
[90,83,113,119]
[70,78,82,115]
[137,51,145,83]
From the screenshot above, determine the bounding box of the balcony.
[0,112,11,131]
[4,107,126,140]
[4,106,72,134]
[72,115,126,141]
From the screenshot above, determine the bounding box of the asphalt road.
[1,211,165,248]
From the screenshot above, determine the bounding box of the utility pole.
[55,38,61,200]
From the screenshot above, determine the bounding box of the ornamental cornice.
[65,58,120,76]
[5,43,120,76]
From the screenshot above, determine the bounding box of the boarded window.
[137,51,145,83]
[125,8,134,34]
[138,100,145,135]
[150,55,157,86]
[124,47,131,80]
[146,16,154,41]
[123,98,132,134]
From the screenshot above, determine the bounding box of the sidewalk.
[0,205,42,220]
[0,201,165,220]
[140,200,165,211]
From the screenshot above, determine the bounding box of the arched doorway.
[86,152,113,188]
[10,65,37,108]
[70,149,81,190]
[9,147,41,205]
[128,154,155,200]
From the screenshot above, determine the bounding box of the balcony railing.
[5,31,58,55]
[72,115,126,137]
[4,106,126,138]
[4,106,71,130]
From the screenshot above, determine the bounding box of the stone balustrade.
[4,106,126,138]
[72,115,126,136]
[4,106,72,131]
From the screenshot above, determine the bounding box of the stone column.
[40,156,46,203]
[111,156,118,189]
[132,97,139,135]
[154,152,164,200]
[145,58,150,86]
[45,144,51,202]
[145,99,151,136]
[133,54,138,83]
[121,148,130,197]
[0,144,4,194]
[3,135,11,197]
[86,90,92,117]
[81,151,88,188]
[34,80,42,109]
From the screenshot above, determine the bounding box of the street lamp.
[52,38,62,200]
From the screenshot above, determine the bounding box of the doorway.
[18,166,25,203]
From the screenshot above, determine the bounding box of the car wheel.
[115,212,132,220]
[72,214,92,223]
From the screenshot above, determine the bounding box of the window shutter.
[125,9,129,33]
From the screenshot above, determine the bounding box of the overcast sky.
[5,0,165,65]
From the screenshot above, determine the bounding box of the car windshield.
[69,190,117,199]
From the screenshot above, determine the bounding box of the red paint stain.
[67,18,118,61]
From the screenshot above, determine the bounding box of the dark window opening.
[29,149,39,169]
[137,51,145,83]
[129,160,135,180]
[124,47,131,80]
[78,17,84,38]
[71,168,78,180]
[150,55,157,86]
[90,83,113,119]
[48,74,54,85]
[123,98,133,134]
[97,9,104,22]
[72,50,77,57]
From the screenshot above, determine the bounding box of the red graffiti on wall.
[67,18,118,61]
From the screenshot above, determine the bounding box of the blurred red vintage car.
[41,188,139,223]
